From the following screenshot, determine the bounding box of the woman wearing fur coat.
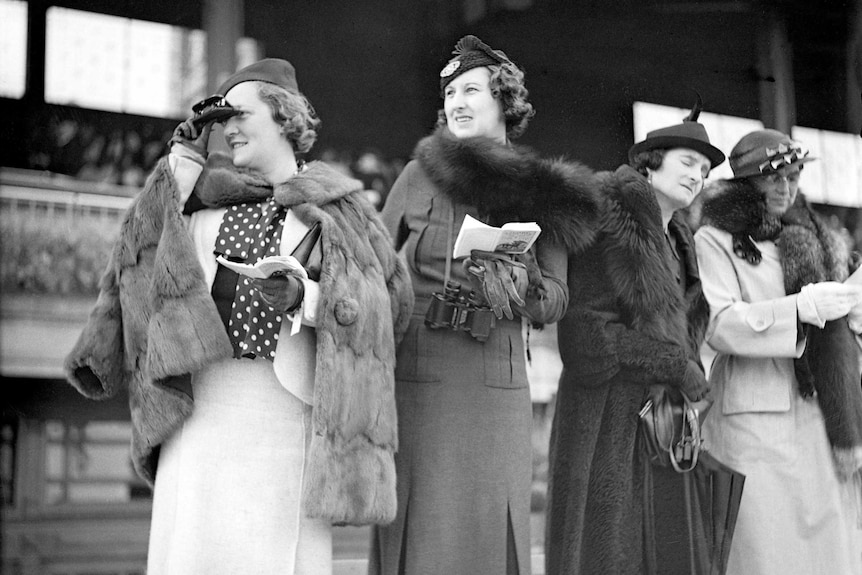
[695,129,862,574]
[64,58,413,574]
[368,36,599,575]
[545,108,724,574]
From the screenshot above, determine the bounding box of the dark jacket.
[64,153,414,525]
[370,128,601,575]
[546,165,709,574]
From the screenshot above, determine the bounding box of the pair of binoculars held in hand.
[424,281,496,342]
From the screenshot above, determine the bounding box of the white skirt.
[147,358,331,575]
[703,390,862,575]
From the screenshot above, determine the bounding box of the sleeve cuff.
[168,147,205,207]
[797,285,826,328]
[286,279,319,334]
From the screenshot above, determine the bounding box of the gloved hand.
[251,272,305,313]
[169,117,214,157]
[847,301,862,334]
[464,250,527,320]
[678,359,710,402]
[797,282,862,326]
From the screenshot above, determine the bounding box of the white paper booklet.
[216,255,309,280]
[452,214,541,259]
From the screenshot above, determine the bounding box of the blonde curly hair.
[255,81,321,154]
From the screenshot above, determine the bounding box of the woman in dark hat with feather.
[64,58,413,574]
[545,101,723,574]
[695,129,862,573]
[368,35,600,574]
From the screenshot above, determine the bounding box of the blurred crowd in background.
[23,115,406,209]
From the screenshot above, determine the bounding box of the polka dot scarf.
[215,199,287,361]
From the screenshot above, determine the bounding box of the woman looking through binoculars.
[66,58,413,574]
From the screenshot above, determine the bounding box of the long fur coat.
[64,153,413,525]
[701,179,862,471]
[546,165,710,574]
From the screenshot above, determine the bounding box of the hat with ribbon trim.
[728,129,814,179]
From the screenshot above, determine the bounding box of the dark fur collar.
[598,165,691,346]
[700,178,783,265]
[414,127,600,253]
[193,152,363,209]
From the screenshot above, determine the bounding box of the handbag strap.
[443,201,455,288]
[668,394,703,473]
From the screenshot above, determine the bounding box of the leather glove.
[678,359,710,402]
[169,117,214,157]
[251,272,305,313]
[797,282,862,326]
[465,250,526,320]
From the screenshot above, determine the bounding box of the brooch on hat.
[758,142,809,173]
[440,60,461,78]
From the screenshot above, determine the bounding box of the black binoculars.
[191,94,240,130]
[424,281,495,342]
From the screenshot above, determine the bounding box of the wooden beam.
[756,9,796,132]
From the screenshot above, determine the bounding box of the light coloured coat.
[695,185,862,573]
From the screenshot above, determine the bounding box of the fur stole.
[65,153,413,524]
[193,152,364,208]
[701,179,862,459]
[602,165,708,358]
[413,127,600,255]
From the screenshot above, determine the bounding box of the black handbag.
[290,222,322,281]
[639,385,711,472]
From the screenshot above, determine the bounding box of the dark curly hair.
[629,149,667,177]
[436,61,535,139]
[256,82,321,154]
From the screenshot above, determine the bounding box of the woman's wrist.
[284,278,305,313]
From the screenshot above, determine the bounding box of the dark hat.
[628,96,725,168]
[728,129,814,179]
[217,58,299,97]
[439,35,513,92]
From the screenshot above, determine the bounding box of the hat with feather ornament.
[439,35,514,91]
[628,93,726,168]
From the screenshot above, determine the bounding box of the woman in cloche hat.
[545,97,724,574]
[695,129,862,573]
[64,58,413,574]
[369,35,600,574]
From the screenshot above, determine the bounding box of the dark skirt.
[369,313,533,575]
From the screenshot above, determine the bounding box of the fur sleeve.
[362,193,414,346]
[64,260,126,399]
[563,306,691,389]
